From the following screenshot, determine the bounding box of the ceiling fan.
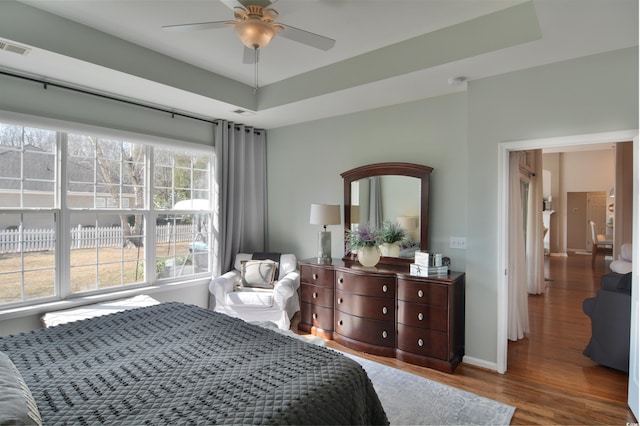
[162,0,336,65]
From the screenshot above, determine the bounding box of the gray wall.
[0,75,216,148]
[267,92,469,272]
[465,47,637,364]
[266,47,638,368]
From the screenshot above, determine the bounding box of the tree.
[65,135,146,247]
[93,137,145,247]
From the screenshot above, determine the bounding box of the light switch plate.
[450,236,467,249]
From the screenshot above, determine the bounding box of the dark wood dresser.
[298,261,336,339]
[298,258,465,373]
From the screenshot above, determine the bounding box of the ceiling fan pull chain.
[254,47,259,94]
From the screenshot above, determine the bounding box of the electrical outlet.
[450,236,467,249]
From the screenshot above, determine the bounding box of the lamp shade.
[397,216,418,230]
[310,204,341,226]
[350,205,361,224]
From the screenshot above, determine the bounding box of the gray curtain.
[368,176,383,228]
[214,121,267,276]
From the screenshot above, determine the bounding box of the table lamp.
[310,203,341,263]
[397,216,418,242]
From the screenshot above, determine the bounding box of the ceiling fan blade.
[278,24,335,51]
[242,46,258,64]
[162,21,230,32]
[220,0,245,10]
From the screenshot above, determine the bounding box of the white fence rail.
[0,224,195,254]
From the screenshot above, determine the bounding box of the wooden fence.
[0,224,195,254]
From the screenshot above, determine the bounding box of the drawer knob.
[382,331,388,338]
[418,312,424,321]
[382,306,388,315]
[312,292,318,299]
[312,273,318,280]
[338,320,343,326]
[312,313,318,320]
[382,284,388,293]
[418,338,424,347]
[338,277,344,284]
[337,297,343,304]
[417,289,424,298]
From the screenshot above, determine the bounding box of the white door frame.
[497,129,638,375]
[628,136,639,419]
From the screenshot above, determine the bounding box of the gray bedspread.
[0,303,388,425]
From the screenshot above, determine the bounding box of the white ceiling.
[1,0,638,129]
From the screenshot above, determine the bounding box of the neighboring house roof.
[0,144,54,191]
[0,144,134,194]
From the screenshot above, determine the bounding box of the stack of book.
[410,251,448,277]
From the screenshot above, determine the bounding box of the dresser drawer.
[397,324,448,360]
[335,290,395,321]
[301,283,334,308]
[300,265,334,287]
[397,279,448,306]
[397,301,448,332]
[336,270,395,298]
[335,312,395,348]
[301,302,334,332]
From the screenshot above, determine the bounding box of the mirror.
[341,162,432,264]
[350,176,421,247]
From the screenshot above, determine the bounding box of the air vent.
[0,40,30,56]
[233,109,255,116]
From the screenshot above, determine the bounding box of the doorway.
[496,130,638,414]
[567,191,608,252]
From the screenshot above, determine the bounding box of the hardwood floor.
[296,253,637,425]
[508,253,628,402]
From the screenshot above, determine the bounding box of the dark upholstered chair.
[582,272,632,373]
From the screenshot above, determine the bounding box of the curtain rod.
[1,69,262,134]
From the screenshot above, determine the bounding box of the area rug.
[342,352,516,426]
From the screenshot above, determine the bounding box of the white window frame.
[0,112,215,310]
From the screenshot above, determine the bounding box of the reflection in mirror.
[350,176,421,258]
[342,162,432,265]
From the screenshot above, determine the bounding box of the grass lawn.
[0,242,192,304]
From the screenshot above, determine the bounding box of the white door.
[628,136,639,420]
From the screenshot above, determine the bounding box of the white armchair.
[209,253,300,330]
[610,243,632,274]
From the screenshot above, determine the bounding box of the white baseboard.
[549,252,568,257]
[462,355,499,373]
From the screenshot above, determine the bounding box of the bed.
[0,302,388,425]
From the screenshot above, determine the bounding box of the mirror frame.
[341,162,433,265]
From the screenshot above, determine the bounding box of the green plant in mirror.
[379,220,407,245]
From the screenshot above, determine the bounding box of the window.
[153,147,212,280]
[0,120,214,307]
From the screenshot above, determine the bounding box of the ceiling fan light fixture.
[235,19,278,49]
[162,2,334,92]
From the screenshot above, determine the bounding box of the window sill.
[0,277,210,322]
